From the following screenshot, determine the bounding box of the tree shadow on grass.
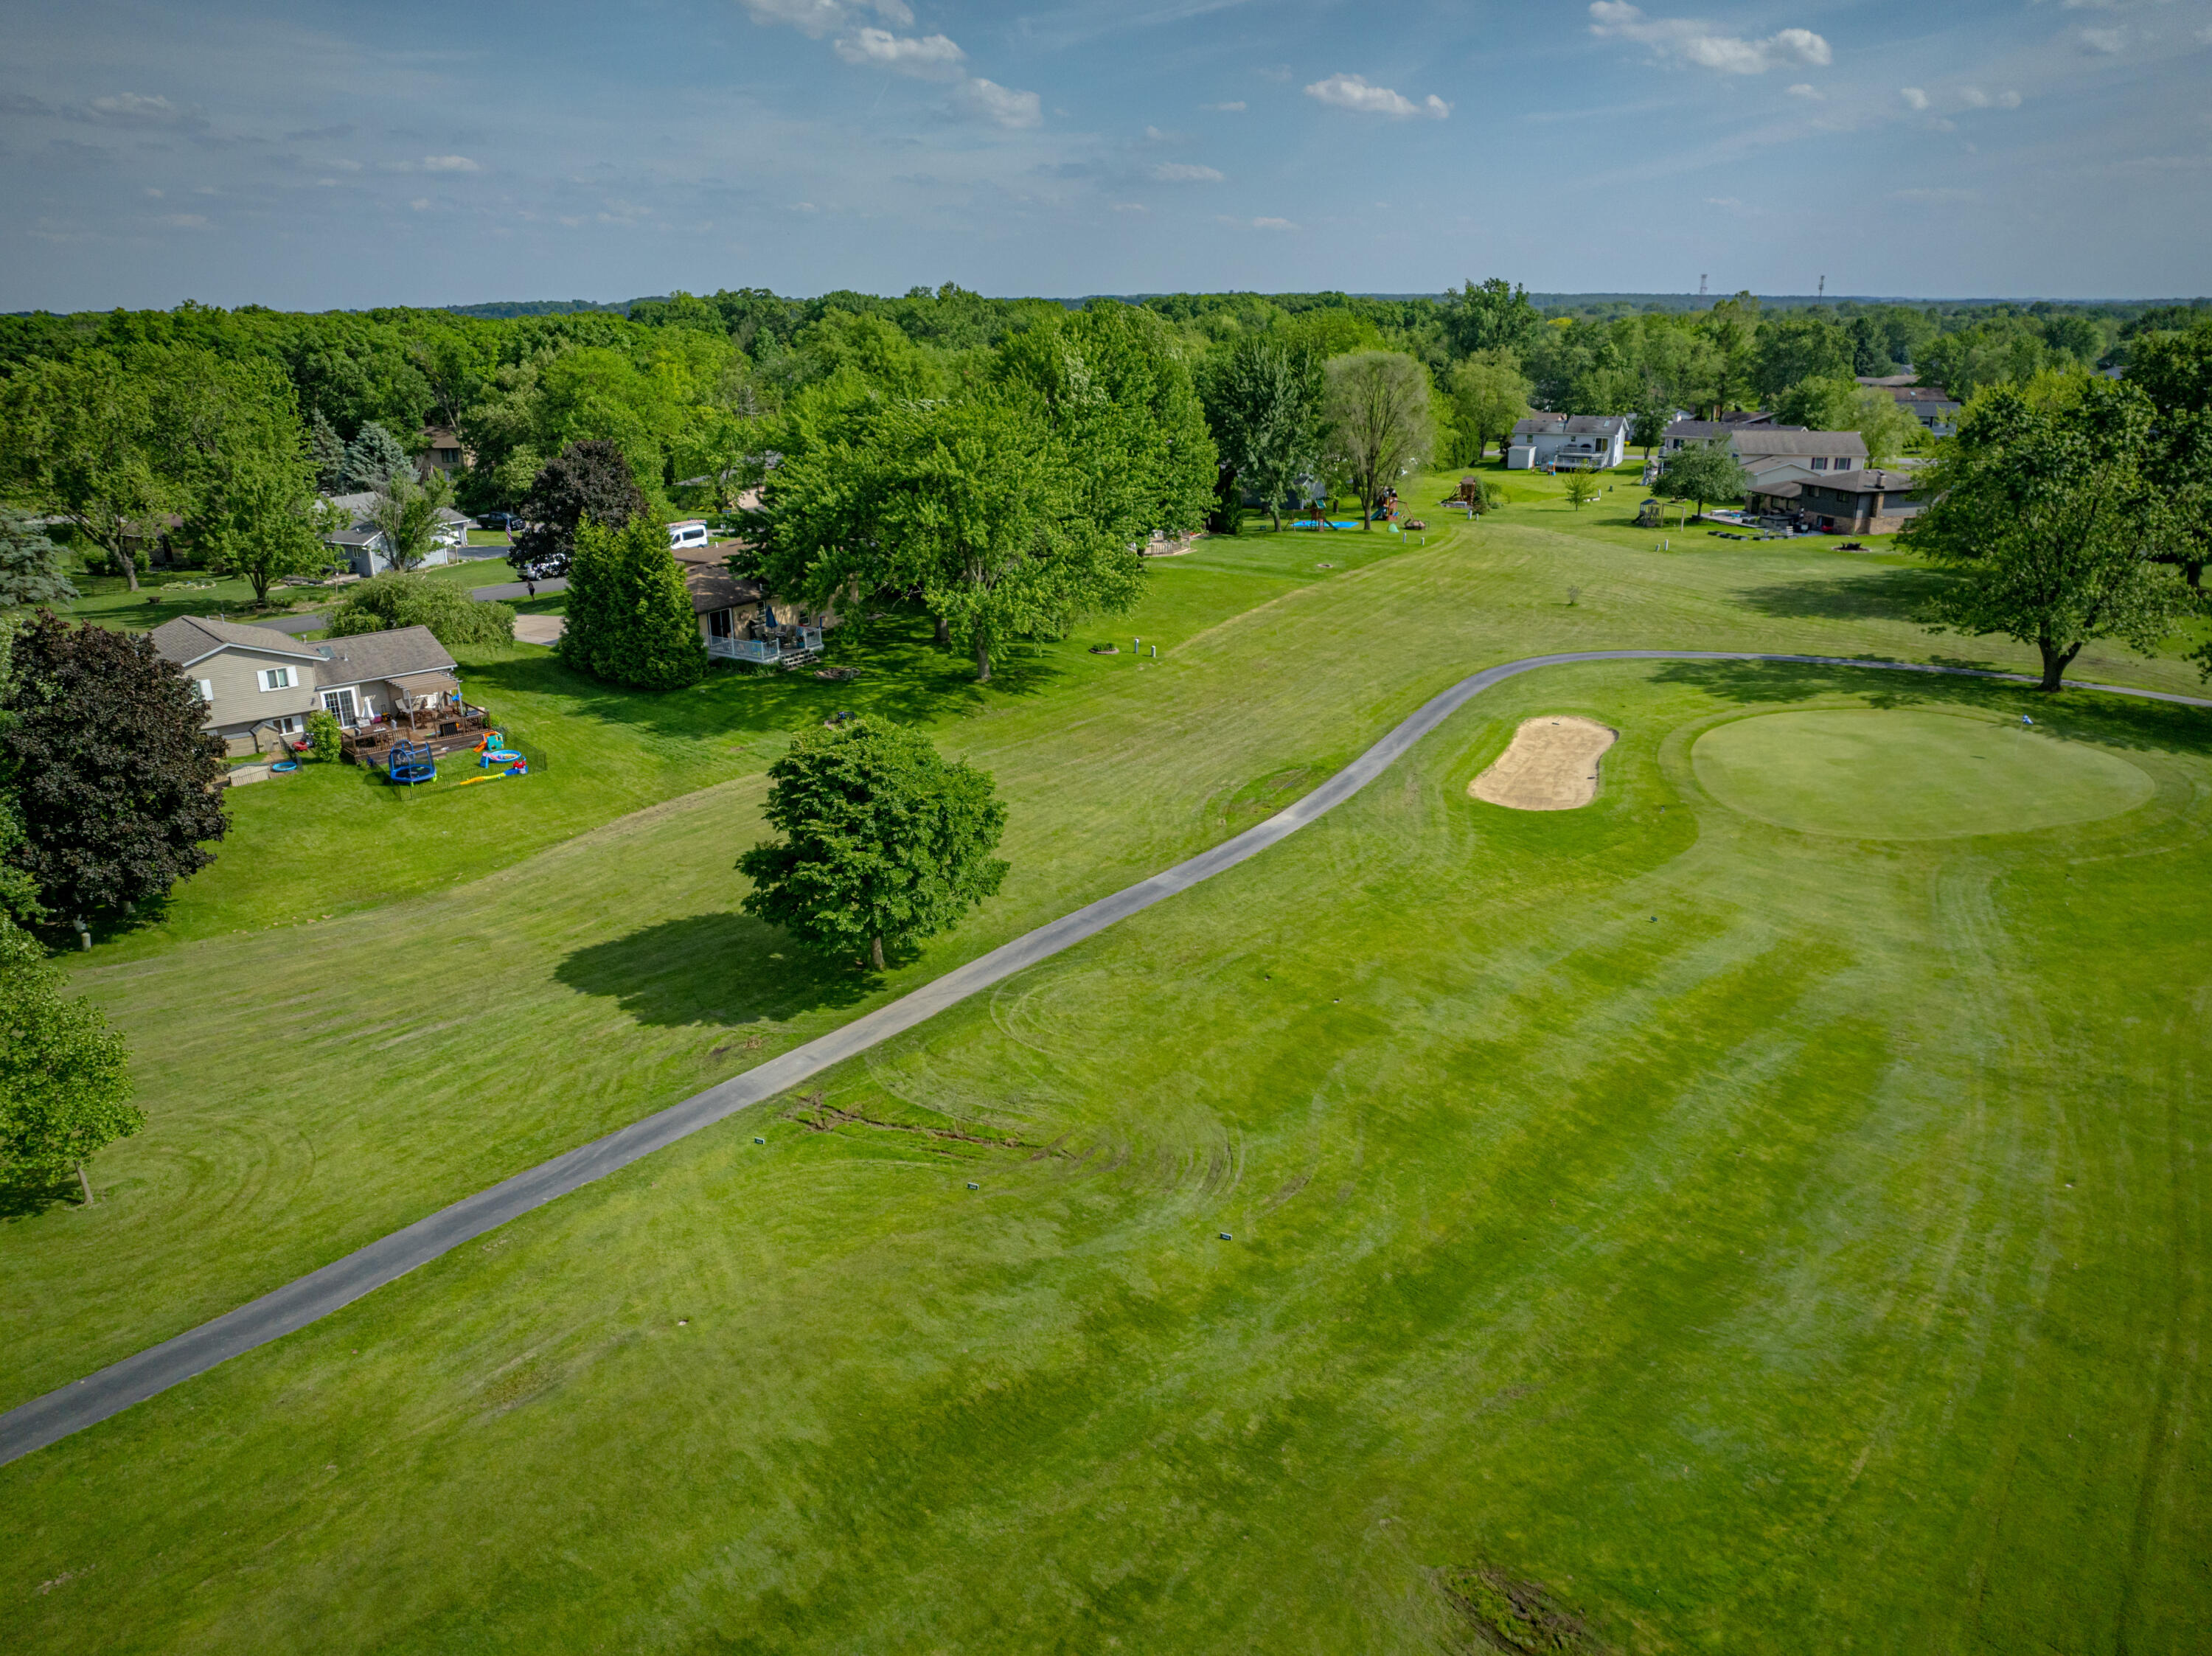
[0,1169,83,1222]
[1731,566,1952,625]
[1652,658,2212,757]
[555,911,873,1029]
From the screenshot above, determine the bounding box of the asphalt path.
[6,650,2207,1466]
[469,575,567,602]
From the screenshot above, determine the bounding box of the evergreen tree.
[557,515,707,690]
[739,717,1008,972]
[342,420,413,493]
[0,508,78,613]
[0,613,229,936]
[307,408,349,493]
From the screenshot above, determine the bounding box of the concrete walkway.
[4,650,2206,1466]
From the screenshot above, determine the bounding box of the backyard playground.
[4,462,2210,1654]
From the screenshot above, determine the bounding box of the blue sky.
[3,0,2208,310]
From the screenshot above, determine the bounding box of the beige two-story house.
[150,616,464,755]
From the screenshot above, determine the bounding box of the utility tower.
[1818,274,1826,299]
[1699,274,1708,296]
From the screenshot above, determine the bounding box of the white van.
[667,520,710,550]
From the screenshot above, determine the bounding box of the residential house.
[150,615,476,756]
[1506,414,1630,471]
[417,426,469,479]
[1746,469,1926,534]
[1731,429,1869,489]
[672,543,840,665]
[1662,416,1799,453]
[321,491,472,576]
[1857,376,1961,436]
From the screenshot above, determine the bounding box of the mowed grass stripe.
[10,662,2208,1650]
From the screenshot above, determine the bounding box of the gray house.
[320,492,471,577]
[150,615,465,755]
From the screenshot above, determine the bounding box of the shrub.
[305,709,342,762]
[326,572,515,647]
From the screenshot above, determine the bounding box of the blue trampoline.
[386,739,437,785]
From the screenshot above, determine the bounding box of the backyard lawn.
[4,465,2208,1652]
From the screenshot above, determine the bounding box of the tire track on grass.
[4,650,2206,1465]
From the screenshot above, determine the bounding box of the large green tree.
[341,421,414,493]
[1657,439,1750,521]
[1444,351,1535,468]
[0,613,228,938]
[366,470,456,574]
[558,515,707,690]
[0,919,137,1206]
[1204,338,1324,530]
[773,395,1137,683]
[1905,380,2193,692]
[509,438,648,590]
[1322,351,1435,528]
[1444,278,1541,359]
[1753,316,1854,403]
[738,717,1008,972]
[0,349,178,592]
[995,302,1218,547]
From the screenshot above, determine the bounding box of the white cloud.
[1250,216,1298,230]
[1705,195,1744,207]
[2197,24,2212,45]
[1587,3,1830,74]
[83,92,190,124]
[1110,201,1148,212]
[1899,86,1930,110]
[832,29,966,78]
[156,212,209,228]
[955,77,1041,128]
[736,0,912,38]
[1302,74,1450,118]
[1787,83,1822,99]
[420,154,480,173]
[2078,26,2126,52]
[1202,101,1247,112]
[1892,187,1976,203]
[408,197,431,211]
[1150,161,1225,182]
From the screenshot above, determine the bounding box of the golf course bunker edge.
[1691,707,2156,840]
[1470,717,1618,810]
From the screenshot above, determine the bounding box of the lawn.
[4,480,2209,1652]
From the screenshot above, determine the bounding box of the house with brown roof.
[1856,378,1961,436]
[672,544,840,666]
[418,426,469,478]
[150,615,472,755]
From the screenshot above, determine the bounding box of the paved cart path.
[6,650,2208,1467]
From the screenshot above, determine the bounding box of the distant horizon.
[13,288,2205,322]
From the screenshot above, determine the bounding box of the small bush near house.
[325,572,515,648]
[305,709,342,762]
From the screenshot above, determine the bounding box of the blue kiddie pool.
[1293,520,1363,529]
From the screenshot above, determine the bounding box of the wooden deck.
[340,703,493,765]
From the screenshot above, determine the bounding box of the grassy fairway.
[4,473,2209,1651]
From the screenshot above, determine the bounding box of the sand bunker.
[1469,717,1617,811]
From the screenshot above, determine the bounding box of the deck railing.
[709,628,824,664]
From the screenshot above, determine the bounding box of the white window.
[257,667,293,692]
[193,678,214,703]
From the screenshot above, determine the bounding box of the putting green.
[1691,708,2155,839]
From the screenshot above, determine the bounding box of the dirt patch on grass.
[1433,1565,1608,1653]
[1469,717,1616,811]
